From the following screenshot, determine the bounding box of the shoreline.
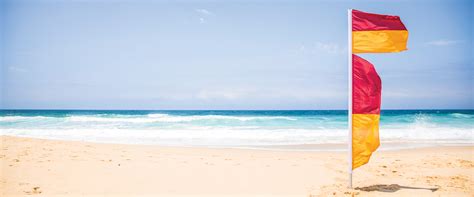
[1,135,473,196]
[1,134,472,152]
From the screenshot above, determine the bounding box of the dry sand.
[0,136,472,196]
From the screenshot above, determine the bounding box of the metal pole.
[347,8,353,189]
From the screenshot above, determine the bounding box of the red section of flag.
[352,9,407,31]
[352,54,382,114]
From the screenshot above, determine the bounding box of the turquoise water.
[1,110,473,147]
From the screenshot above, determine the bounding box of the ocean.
[1,110,473,149]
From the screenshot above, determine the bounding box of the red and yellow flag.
[352,54,381,169]
[351,10,408,169]
[352,9,408,53]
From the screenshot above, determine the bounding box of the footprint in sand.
[457,159,474,168]
[24,187,42,195]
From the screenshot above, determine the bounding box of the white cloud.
[315,42,347,54]
[195,8,214,24]
[195,9,213,16]
[8,66,28,73]
[196,89,251,100]
[426,39,464,46]
[299,42,346,55]
[195,88,345,101]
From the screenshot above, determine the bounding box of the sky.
[0,0,472,110]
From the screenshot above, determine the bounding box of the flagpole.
[347,8,353,189]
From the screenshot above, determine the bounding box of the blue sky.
[0,0,472,110]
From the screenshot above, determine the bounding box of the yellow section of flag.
[352,114,380,169]
[353,30,408,53]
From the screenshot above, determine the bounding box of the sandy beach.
[0,136,472,196]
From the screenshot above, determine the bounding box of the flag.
[352,54,381,169]
[349,9,408,170]
[352,9,408,53]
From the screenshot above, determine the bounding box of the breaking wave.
[1,110,473,147]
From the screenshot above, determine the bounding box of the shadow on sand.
[355,184,438,193]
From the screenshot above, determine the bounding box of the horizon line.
[1,108,473,111]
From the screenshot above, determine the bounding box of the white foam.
[1,125,472,147]
[64,114,297,123]
[1,113,472,147]
[449,113,473,119]
[147,114,298,122]
[0,116,54,121]
[66,116,156,123]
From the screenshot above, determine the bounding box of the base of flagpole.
[348,171,352,189]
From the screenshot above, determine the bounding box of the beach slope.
[0,136,472,196]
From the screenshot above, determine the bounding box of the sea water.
[1,110,472,149]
